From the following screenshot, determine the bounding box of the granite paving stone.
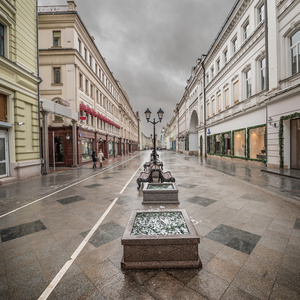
[0,151,299,299]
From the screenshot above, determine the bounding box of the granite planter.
[121,209,201,270]
[142,182,179,204]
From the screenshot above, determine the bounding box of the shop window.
[54,136,64,162]
[109,141,114,156]
[291,30,300,75]
[81,137,93,161]
[233,129,245,157]
[249,126,266,159]
[53,31,61,47]
[0,94,7,122]
[214,134,221,154]
[222,133,231,156]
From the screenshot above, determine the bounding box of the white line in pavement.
[0,155,140,219]
[38,160,144,300]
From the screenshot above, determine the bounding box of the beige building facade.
[165,0,300,170]
[38,1,138,170]
[0,0,41,184]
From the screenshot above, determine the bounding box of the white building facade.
[165,0,300,170]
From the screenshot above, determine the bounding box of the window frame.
[53,31,61,47]
[243,20,250,41]
[53,67,61,84]
[0,22,5,57]
[290,29,300,75]
[245,68,252,98]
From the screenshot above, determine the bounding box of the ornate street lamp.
[144,108,164,164]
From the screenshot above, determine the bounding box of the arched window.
[291,30,300,75]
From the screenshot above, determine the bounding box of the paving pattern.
[0,151,299,299]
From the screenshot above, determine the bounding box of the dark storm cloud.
[38,0,237,135]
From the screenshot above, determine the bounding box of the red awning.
[91,109,97,117]
[80,103,87,111]
[86,106,92,114]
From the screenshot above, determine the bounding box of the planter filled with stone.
[142,182,179,204]
[121,209,201,270]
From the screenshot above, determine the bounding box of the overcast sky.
[38,0,237,136]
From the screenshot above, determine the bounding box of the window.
[207,136,213,153]
[245,69,251,98]
[217,59,220,72]
[95,63,98,75]
[90,84,93,98]
[217,94,221,112]
[84,48,87,61]
[243,21,249,40]
[224,48,228,64]
[258,3,265,23]
[232,37,237,53]
[53,68,61,84]
[214,134,221,154]
[225,88,229,108]
[89,55,92,67]
[212,98,215,115]
[207,102,210,118]
[233,81,239,104]
[260,57,266,90]
[85,79,89,93]
[96,90,99,104]
[233,129,245,157]
[211,67,214,78]
[53,31,61,47]
[222,133,231,155]
[249,125,266,160]
[54,137,64,162]
[291,30,300,75]
[78,39,82,54]
[0,94,7,122]
[0,23,4,57]
[206,73,209,84]
[79,73,83,89]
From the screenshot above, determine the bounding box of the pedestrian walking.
[98,150,104,168]
[92,150,97,168]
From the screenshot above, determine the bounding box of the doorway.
[291,118,300,169]
[0,130,8,177]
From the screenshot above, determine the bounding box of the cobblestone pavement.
[0,151,299,299]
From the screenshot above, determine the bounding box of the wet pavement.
[0,151,299,299]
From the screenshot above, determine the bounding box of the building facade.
[0,0,41,183]
[165,0,300,170]
[38,1,138,170]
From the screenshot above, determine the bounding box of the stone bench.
[137,171,153,190]
[159,171,175,183]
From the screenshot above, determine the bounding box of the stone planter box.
[121,209,201,270]
[142,182,179,204]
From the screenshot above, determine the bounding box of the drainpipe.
[36,0,43,174]
[264,0,269,166]
[201,55,207,158]
[264,0,269,92]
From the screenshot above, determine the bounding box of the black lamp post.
[145,108,164,164]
